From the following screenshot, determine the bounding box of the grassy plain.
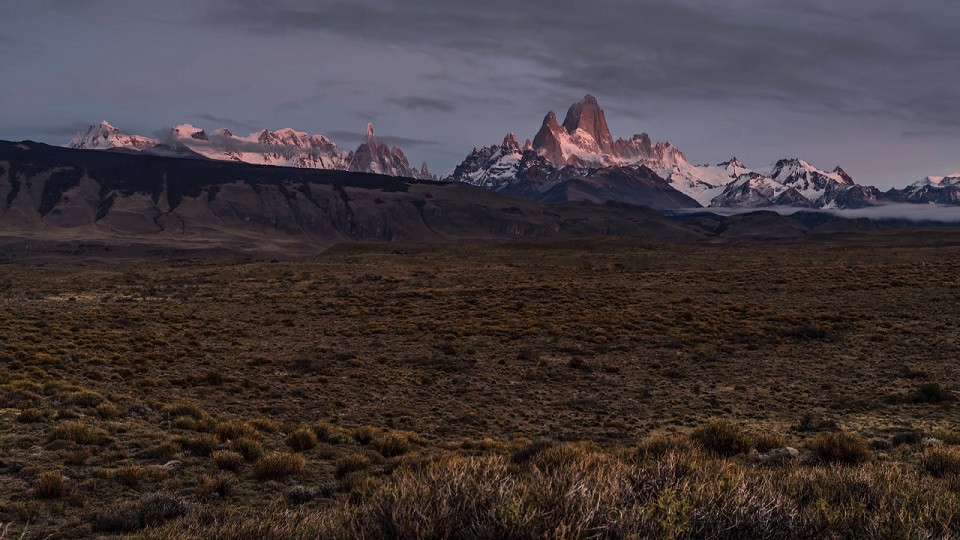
[1,235,959,538]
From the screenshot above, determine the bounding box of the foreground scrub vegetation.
[1,237,959,537]
[149,432,960,539]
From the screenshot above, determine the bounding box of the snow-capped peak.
[661,159,754,206]
[530,95,686,169]
[719,157,745,169]
[65,121,158,151]
[170,124,207,140]
[911,173,960,188]
[768,158,849,185]
[66,119,432,179]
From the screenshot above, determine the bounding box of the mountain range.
[67,121,434,180]
[446,95,960,210]
[64,95,960,211]
[5,139,960,260]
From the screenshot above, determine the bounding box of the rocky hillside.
[0,140,701,258]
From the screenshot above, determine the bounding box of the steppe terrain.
[2,235,959,538]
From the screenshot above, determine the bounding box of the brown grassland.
[1,235,959,538]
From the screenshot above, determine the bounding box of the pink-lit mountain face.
[66,122,434,180]
[66,121,159,151]
[531,94,685,169]
[447,95,898,210]
[64,96,960,211]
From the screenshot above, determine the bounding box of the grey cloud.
[385,96,457,112]
[5,122,92,140]
[901,127,960,139]
[206,0,960,127]
[194,114,262,132]
[325,130,438,149]
[154,128,336,155]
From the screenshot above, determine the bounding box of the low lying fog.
[677,204,960,223]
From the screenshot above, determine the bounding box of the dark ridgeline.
[0,140,700,257]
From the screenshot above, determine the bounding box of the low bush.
[910,383,956,404]
[372,431,414,457]
[809,431,871,465]
[690,420,753,457]
[286,428,318,452]
[90,492,188,533]
[175,434,219,457]
[335,453,371,479]
[213,450,244,471]
[34,471,67,499]
[111,465,148,488]
[48,421,110,446]
[231,437,264,461]
[254,452,306,481]
[213,420,259,441]
[66,390,105,407]
[920,446,960,478]
[16,408,47,423]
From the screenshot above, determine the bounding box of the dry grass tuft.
[254,452,306,481]
[33,471,67,499]
[285,428,318,452]
[48,421,110,446]
[809,431,872,465]
[920,446,960,478]
[212,450,244,471]
[690,419,753,457]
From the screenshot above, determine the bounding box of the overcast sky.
[1,0,958,187]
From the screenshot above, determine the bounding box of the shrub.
[176,434,219,457]
[354,425,381,445]
[286,428,319,452]
[66,390,105,407]
[635,434,694,460]
[690,420,753,457]
[34,471,67,499]
[313,422,350,444]
[150,441,181,461]
[511,439,558,464]
[213,450,244,471]
[933,430,960,446]
[255,452,306,481]
[231,437,264,461]
[809,431,871,465]
[920,446,960,478]
[111,465,147,488]
[171,415,198,430]
[910,383,956,404]
[372,431,414,457]
[753,431,788,453]
[199,474,233,498]
[286,485,315,505]
[213,420,259,441]
[162,401,205,420]
[892,430,925,446]
[202,370,225,386]
[95,402,121,419]
[335,453,371,479]
[17,408,47,423]
[91,492,188,533]
[48,421,110,445]
[250,418,281,433]
[65,447,91,466]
